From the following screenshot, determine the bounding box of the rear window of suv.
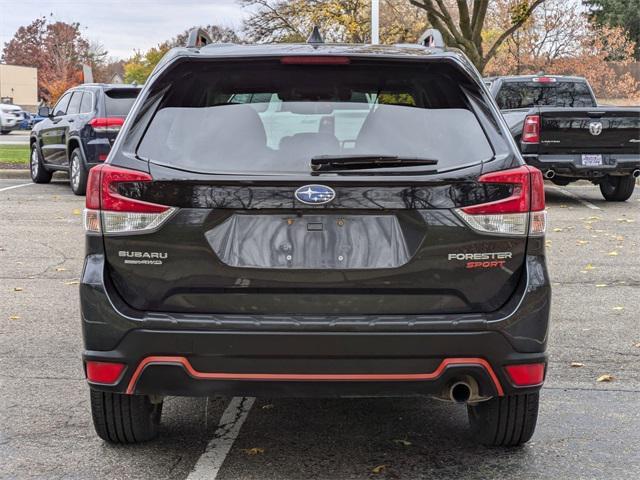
[136,60,495,175]
[104,88,140,117]
[495,81,595,109]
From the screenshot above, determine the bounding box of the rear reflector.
[84,164,175,235]
[88,117,125,133]
[281,56,350,65]
[522,115,540,144]
[86,361,126,384]
[505,363,545,387]
[456,166,546,236]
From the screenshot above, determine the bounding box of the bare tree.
[408,0,546,72]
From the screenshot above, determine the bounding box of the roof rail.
[186,28,212,48]
[418,29,445,48]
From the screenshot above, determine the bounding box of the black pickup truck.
[488,75,640,201]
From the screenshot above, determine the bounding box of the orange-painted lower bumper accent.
[125,356,504,396]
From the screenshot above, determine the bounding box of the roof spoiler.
[186,28,212,48]
[418,29,445,48]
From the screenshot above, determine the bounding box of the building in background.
[0,65,38,112]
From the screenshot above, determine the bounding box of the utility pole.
[371,0,379,44]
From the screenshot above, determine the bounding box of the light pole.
[371,0,379,45]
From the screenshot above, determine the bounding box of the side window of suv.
[53,93,72,117]
[80,91,94,113]
[67,91,83,115]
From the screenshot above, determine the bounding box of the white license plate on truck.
[581,154,603,166]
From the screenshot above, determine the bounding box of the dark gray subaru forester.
[80,29,550,446]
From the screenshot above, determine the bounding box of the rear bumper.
[80,245,550,398]
[84,329,546,398]
[523,153,640,178]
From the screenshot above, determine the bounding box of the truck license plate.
[581,154,603,166]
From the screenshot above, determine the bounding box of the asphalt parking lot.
[1,177,639,480]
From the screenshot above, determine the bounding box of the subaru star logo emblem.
[589,121,603,136]
[294,184,336,205]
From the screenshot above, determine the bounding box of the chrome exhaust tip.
[449,382,472,404]
[544,170,556,179]
[632,169,640,178]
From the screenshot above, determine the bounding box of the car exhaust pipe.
[633,169,640,178]
[449,381,472,404]
[544,170,555,179]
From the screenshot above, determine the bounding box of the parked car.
[19,111,46,130]
[0,103,23,134]
[29,84,142,194]
[81,29,550,447]
[487,75,640,201]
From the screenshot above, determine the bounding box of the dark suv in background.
[30,84,141,195]
[81,29,550,447]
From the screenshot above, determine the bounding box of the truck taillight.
[88,117,124,133]
[522,115,540,144]
[84,165,175,235]
[456,166,546,236]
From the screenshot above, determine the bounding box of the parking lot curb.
[0,169,31,179]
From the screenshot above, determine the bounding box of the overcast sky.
[0,0,249,60]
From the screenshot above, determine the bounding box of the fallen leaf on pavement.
[612,306,624,311]
[9,315,20,320]
[607,251,619,256]
[64,280,80,286]
[634,342,640,348]
[13,287,23,291]
[596,374,614,383]
[584,264,596,271]
[242,448,265,455]
[576,240,589,245]
[570,362,584,368]
[393,439,412,446]
[261,404,274,410]
[595,284,607,288]
[55,267,67,272]
[552,228,563,232]
[372,465,387,474]
[72,209,81,216]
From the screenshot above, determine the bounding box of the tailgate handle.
[586,111,605,118]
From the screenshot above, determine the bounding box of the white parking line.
[0,182,34,193]
[550,186,601,210]
[187,397,256,480]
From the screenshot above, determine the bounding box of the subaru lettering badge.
[295,184,336,205]
[589,121,603,136]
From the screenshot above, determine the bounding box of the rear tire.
[30,143,52,184]
[599,175,635,202]
[69,148,88,195]
[90,389,163,444]
[467,392,539,447]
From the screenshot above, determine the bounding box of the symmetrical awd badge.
[295,184,336,205]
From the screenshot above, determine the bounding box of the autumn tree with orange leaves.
[2,17,106,104]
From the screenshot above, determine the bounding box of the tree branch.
[483,0,546,67]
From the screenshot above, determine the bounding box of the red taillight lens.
[86,361,126,384]
[522,115,540,144]
[84,165,174,234]
[88,117,125,133]
[280,56,350,65]
[505,363,545,387]
[456,166,546,236]
[462,165,544,215]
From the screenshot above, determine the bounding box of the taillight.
[455,166,546,236]
[88,117,124,133]
[522,115,540,144]
[83,164,175,235]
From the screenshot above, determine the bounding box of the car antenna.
[307,26,324,45]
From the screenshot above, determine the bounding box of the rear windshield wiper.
[310,154,439,172]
